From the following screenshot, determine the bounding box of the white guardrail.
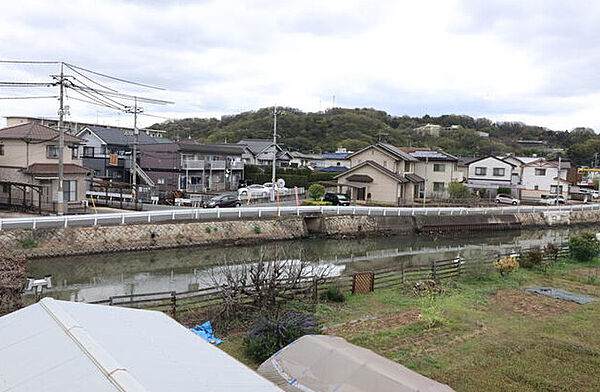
[1,204,600,231]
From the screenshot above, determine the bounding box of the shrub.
[308,183,325,201]
[301,200,332,206]
[205,227,212,234]
[253,224,261,234]
[320,286,345,302]
[544,243,560,263]
[244,311,319,363]
[520,249,543,269]
[493,256,519,276]
[497,187,511,195]
[448,181,472,199]
[419,299,447,329]
[569,232,600,262]
[20,238,39,248]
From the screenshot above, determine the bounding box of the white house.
[520,159,569,198]
[402,148,462,198]
[467,156,518,196]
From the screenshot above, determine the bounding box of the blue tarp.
[190,321,222,345]
[526,286,598,304]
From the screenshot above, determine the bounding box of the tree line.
[150,107,600,166]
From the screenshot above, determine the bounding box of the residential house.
[289,152,326,169]
[236,139,293,167]
[519,159,570,198]
[76,126,169,182]
[401,148,461,198]
[322,148,351,169]
[5,115,167,137]
[466,156,518,197]
[0,123,89,212]
[335,143,423,204]
[413,123,443,137]
[138,141,245,194]
[456,157,478,183]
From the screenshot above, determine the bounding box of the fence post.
[171,291,177,319]
[32,220,36,230]
[432,260,437,280]
[64,217,68,228]
[121,214,125,225]
[312,278,319,303]
[109,296,114,306]
[401,262,405,284]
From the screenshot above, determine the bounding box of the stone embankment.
[3,209,600,258]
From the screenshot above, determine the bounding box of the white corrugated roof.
[0,298,283,392]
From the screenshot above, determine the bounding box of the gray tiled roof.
[85,126,163,146]
[236,139,275,155]
[0,122,83,144]
[177,142,245,155]
[376,143,418,162]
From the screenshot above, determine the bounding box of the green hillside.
[150,107,599,166]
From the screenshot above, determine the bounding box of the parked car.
[539,194,566,205]
[238,184,268,197]
[580,189,599,199]
[323,192,350,206]
[203,194,241,208]
[495,193,520,205]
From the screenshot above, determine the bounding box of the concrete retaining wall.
[4,209,600,259]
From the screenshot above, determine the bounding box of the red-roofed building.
[0,123,90,213]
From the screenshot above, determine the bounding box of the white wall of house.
[349,146,412,175]
[468,157,513,184]
[521,162,568,197]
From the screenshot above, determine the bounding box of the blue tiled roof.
[323,152,350,159]
[318,166,349,172]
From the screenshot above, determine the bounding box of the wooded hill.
[150,107,600,166]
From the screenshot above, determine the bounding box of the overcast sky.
[1,0,599,131]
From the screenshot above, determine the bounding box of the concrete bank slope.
[3,209,600,258]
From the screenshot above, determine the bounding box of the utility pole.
[57,63,66,216]
[555,155,562,198]
[127,97,142,203]
[132,97,138,201]
[272,106,277,201]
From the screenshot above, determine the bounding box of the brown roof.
[24,163,90,175]
[0,122,84,144]
[345,174,373,183]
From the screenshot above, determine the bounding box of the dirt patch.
[325,308,421,338]
[570,268,600,280]
[489,289,577,319]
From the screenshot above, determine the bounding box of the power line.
[63,63,117,92]
[0,95,58,100]
[69,84,173,105]
[0,81,58,87]
[0,60,61,64]
[64,62,165,90]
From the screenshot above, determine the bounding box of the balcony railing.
[182,160,205,169]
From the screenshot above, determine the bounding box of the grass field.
[218,258,600,392]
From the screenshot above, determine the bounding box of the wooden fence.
[89,244,569,318]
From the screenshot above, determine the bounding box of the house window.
[71,147,79,159]
[550,185,563,194]
[2,184,9,193]
[493,168,505,176]
[0,144,4,155]
[433,182,445,192]
[405,161,411,172]
[46,145,60,159]
[63,180,77,202]
[535,168,546,176]
[157,178,165,185]
[83,147,95,157]
[534,185,539,190]
[433,163,445,172]
[475,167,487,176]
[383,160,387,168]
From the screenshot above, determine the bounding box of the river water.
[25,225,593,304]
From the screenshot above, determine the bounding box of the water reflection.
[26,226,584,303]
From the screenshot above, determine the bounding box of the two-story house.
[236,139,293,167]
[138,142,245,195]
[466,156,519,197]
[334,143,423,204]
[401,148,461,199]
[519,159,570,198]
[76,126,169,182]
[0,123,89,212]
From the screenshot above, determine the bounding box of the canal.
[26,226,587,303]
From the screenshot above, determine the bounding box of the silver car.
[495,193,520,205]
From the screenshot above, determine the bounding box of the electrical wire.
[63,63,117,92]
[0,95,58,100]
[64,62,165,90]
